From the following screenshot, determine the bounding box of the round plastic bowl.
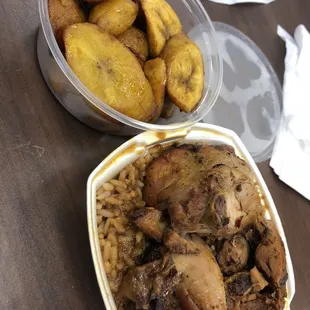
[37,0,222,135]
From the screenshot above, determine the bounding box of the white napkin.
[270,25,310,201]
[208,0,274,4]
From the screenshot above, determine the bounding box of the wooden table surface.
[0,0,309,309]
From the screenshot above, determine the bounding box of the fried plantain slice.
[161,33,204,112]
[144,58,167,122]
[140,0,182,57]
[48,0,86,47]
[88,0,138,36]
[64,23,156,121]
[118,26,149,65]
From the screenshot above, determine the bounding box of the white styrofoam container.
[87,123,295,310]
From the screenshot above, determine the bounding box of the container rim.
[38,0,223,132]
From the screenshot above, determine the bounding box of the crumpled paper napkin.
[208,0,274,5]
[270,25,310,201]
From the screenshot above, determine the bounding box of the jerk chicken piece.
[119,254,180,309]
[143,145,203,209]
[143,144,264,237]
[225,272,252,297]
[164,231,200,254]
[226,273,283,310]
[141,240,163,265]
[176,284,200,310]
[199,165,264,237]
[149,295,180,310]
[197,145,263,237]
[119,260,161,309]
[168,188,206,232]
[254,219,287,287]
[140,239,163,265]
[217,234,250,275]
[198,145,253,180]
[239,289,286,310]
[143,145,207,232]
[153,255,181,300]
[239,297,276,310]
[227,295,284,310]
[173,235,227,310]
[130,207,165,241]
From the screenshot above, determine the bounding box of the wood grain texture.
[0,0,309,309]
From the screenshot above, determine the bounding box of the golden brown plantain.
[161,100,175,119]
[144,58,167,122]
[140,0,182,57]
[48,0,86,47]
[64,23,156,121]
[161,33,204,112]
[118,26,149,65]
[88,0,138,36]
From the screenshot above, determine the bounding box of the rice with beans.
[96,145,164,295]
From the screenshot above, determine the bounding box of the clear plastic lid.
[189,22,282,163]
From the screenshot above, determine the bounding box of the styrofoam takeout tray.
[87,123,295,310]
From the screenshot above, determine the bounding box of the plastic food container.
[37,0,222,135]
[87,123,295,310]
